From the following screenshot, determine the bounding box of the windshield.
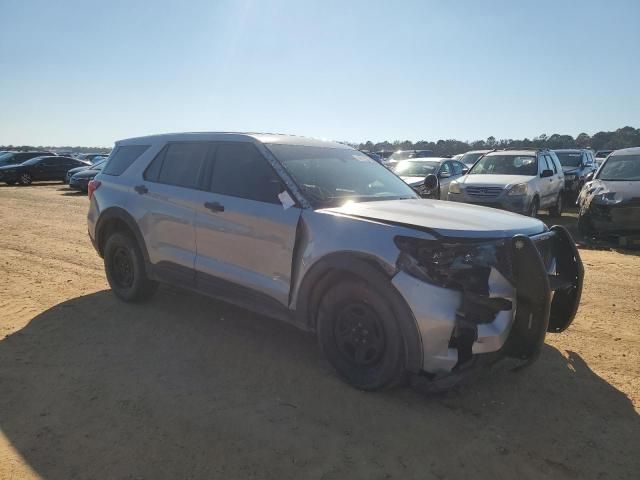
[469,154,538,176]
[21,157,49,166]
[460,152,486,166]
[556,152,582,167]
[393,160,439,177]
[267,145,418,207]
[597,155,640,181]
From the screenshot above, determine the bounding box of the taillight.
[88,179,101,199]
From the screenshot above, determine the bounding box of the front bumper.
[579,200,640,247]
[69,177,90,191]
[0,171,18,183]
[393,225,583,375]
[448,191,529,215]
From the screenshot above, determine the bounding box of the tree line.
[2,126,638,156]
[356,126,640,156]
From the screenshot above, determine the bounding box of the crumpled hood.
[322,198,546,238]
[579,179,640,206]
[457,174,533,188]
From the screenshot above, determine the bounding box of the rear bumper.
[393,225,583,375]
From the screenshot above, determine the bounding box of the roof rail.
[500,147,548,152]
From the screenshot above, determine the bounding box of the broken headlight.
[593,192,622,205]
[394,236,511,293]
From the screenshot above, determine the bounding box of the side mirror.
[541,169,553,178]
[585,172,594,182]
[438,171,451,179]
[423,174,439,191]
[462,167,469,175]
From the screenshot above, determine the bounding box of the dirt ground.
[0,183,638,480]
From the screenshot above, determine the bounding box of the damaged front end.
[578,182,640,247]
[392,225,583,379]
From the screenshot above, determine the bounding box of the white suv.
[447,149,565,217]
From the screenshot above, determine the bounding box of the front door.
[194,141,300,306]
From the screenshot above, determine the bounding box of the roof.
[612,147,640,156]
[398,157,449,163]
[485,149,539,156]
[553,148,588,153]
[116,132,352,150]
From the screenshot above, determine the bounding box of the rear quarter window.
[103,145,150,176]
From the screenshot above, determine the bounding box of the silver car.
[88,133,583,391]
[392,157,467,199]
[447,149,565,217]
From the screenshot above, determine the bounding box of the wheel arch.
[295,252,423,373]
[95,207,150,266]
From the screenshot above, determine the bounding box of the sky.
[1,0,639,147]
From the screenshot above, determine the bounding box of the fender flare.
[295,252,423,373]
[94,207,150,265]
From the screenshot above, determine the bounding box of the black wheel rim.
[333,302,386,366]
[111,246,134,289]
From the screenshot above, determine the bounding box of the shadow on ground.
[1,288,638,479]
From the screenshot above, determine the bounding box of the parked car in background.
[452,153,463,161]
[459,149,493,167]
[374,150,394,161]
[393,157,467,199]
[595,150,613,167]
[66,159,106,183]
[553,149,597,194]
[578,147,640,247]
[387,149,433,165]
[359,150,384,163]
[78,153,111,164]
[69,161,106,192]
[447,149,564,217]
[0,151,55,173]
[0,155,88,185]
[88,132,583,391]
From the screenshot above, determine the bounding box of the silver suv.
[447,149,565,217]
[88,133,583,390]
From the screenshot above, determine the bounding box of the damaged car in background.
[578,147,640,248]
[88,133,583,391]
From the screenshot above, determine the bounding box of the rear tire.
[19,173,32,185]
[316,279,406,390]
[104,232,157,302]
[549,193,563,217]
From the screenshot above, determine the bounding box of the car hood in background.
[580,179,640,203]
[400,176,426,186]
[67,165,92,176]
[562,166,580,174]
[456,174,534,188]
[72,170,101,179]
[322,198,545,238]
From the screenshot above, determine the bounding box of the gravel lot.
[1,183,638,480]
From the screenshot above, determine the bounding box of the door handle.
[204,201,224,213]
[134,185,148,195]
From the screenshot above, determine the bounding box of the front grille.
[466,186,503,198]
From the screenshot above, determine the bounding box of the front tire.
[528,197,539,217]
[549,193,563,217]
[316,279,406,390]
[104,232,157,302]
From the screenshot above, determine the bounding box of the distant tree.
[486,136,497,147]
[575,132,591,148]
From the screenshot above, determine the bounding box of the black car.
[553,149,597,194]
[0,151,55,175]
[0,156,88,185]
[69,162,105,192]
[65,159,106,183]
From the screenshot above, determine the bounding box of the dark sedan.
[65,159,106,183]
[0,156,88,185]
[69,162,105,192]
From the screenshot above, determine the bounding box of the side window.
[440,162,452,176]
[103,145,150,176]
[452,161,464,175]
[153,142,209,189]
[209,143,282,204]
[546,155,558,174]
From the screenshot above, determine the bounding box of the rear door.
[135,142,211,286]
[193,141,301,306]
[437,161,455,199]
[538,155,556,207]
